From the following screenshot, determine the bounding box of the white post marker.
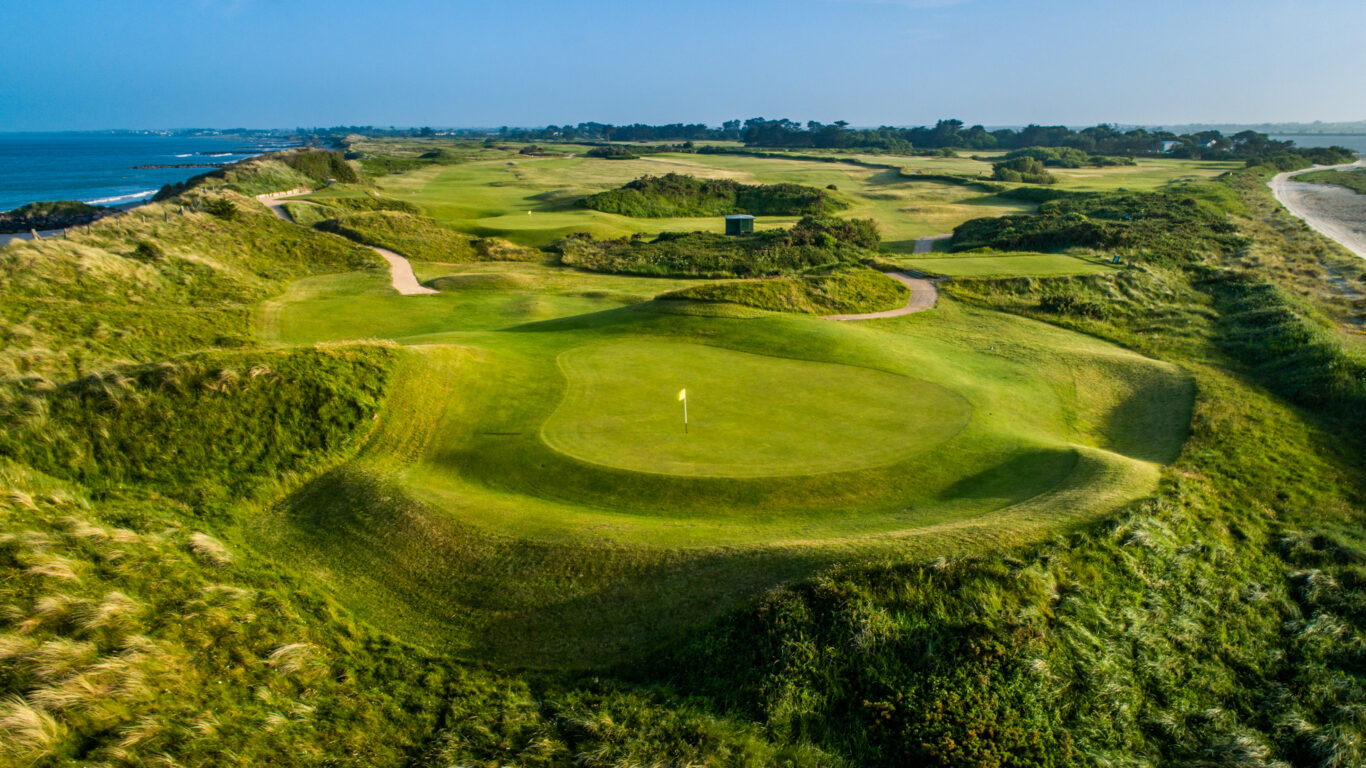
[678,388,688,434]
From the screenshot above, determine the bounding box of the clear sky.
[1,0,1361,131]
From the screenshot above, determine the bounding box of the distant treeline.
[301,119,1356,164]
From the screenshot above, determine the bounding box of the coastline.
[1269,158,1366,259]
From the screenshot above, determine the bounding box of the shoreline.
[1269,158,1366,259]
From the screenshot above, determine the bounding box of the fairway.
[543,341,970,477]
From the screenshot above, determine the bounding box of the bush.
[582,173,847,218]
[557,227,873,278]
[992,156,1057,184]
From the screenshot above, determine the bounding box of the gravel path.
[824,272,938,321]
[1270,159,1366,259]
[256,191,437,296]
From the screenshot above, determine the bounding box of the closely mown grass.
[660,266,907,314]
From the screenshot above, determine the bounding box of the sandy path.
[370,246,438,295]
[824,272,938,321]
[1269,159,1366,259]
[255,191,437,296]
[914,234,952,254]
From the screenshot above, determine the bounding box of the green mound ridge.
[0,200,113,233]
[660,267,908,314]
[557,215,879,277]
[542,340,968,477]
[582,172,847,217]
[154,148,359,200]
[904,249,1121,277]
[0,344,397,506]
[1294,167,1366,194]
[318,210,540,262]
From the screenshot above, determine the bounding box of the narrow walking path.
[825,272,938,321]
[914,234,952,254]
[255,191,437,296]
[0,228,65,247]
[1269,159,1366,260]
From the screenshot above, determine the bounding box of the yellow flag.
[678,388,687,401]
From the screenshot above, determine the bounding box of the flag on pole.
[678,389,688,433]
[678,388,686,402]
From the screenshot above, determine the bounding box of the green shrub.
[582,173,847,217]
[557,217,877,278]
[992,156,1057,185]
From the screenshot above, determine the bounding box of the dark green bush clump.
[1002,146,1135,168]
[952,188,1244,262]
[582,173,847,217]
[992,156,1058,184]
[558,216,879,278]
[0,200,113,233]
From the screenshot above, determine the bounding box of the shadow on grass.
[937,449,1078,501]
[270,465,832,669]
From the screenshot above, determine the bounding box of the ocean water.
[1273,134,1366,154]
[0,132,294,212]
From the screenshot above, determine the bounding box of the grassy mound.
[661,267,908,314]
[582,173,846,217]
[0,345,396,507]
[154,148,360,200]
[542,340,968,477]
[1294,167,1366,194]
[317,210,539,263]
[558,216,879,278]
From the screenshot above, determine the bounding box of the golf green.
[541,340,971,478]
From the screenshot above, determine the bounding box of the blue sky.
[1,0,1361,130]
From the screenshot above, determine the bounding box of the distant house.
[1198,139,1219,150]
[724,214,755,236]
[1160,140,1182,153]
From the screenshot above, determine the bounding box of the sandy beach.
[1269,159,1366,259]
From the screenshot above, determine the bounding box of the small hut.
[724,214,755,236]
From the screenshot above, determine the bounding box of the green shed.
[724,214,755,236]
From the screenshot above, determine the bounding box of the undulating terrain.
[3,137,1366,767]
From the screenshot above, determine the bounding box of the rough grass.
[1293,167,1366,194]
[660,267,908,314]
[317,210,540,263]
[903,250,1123,277]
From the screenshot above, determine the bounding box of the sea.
[1271,134,1366,154]
[0,132,298,213]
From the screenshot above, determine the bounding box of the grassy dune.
[903,249,1123,277]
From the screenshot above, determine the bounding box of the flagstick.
[683,397,688,434]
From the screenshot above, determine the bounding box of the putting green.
[542,341,971,477]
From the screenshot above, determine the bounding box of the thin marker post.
[678,388,687,434]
